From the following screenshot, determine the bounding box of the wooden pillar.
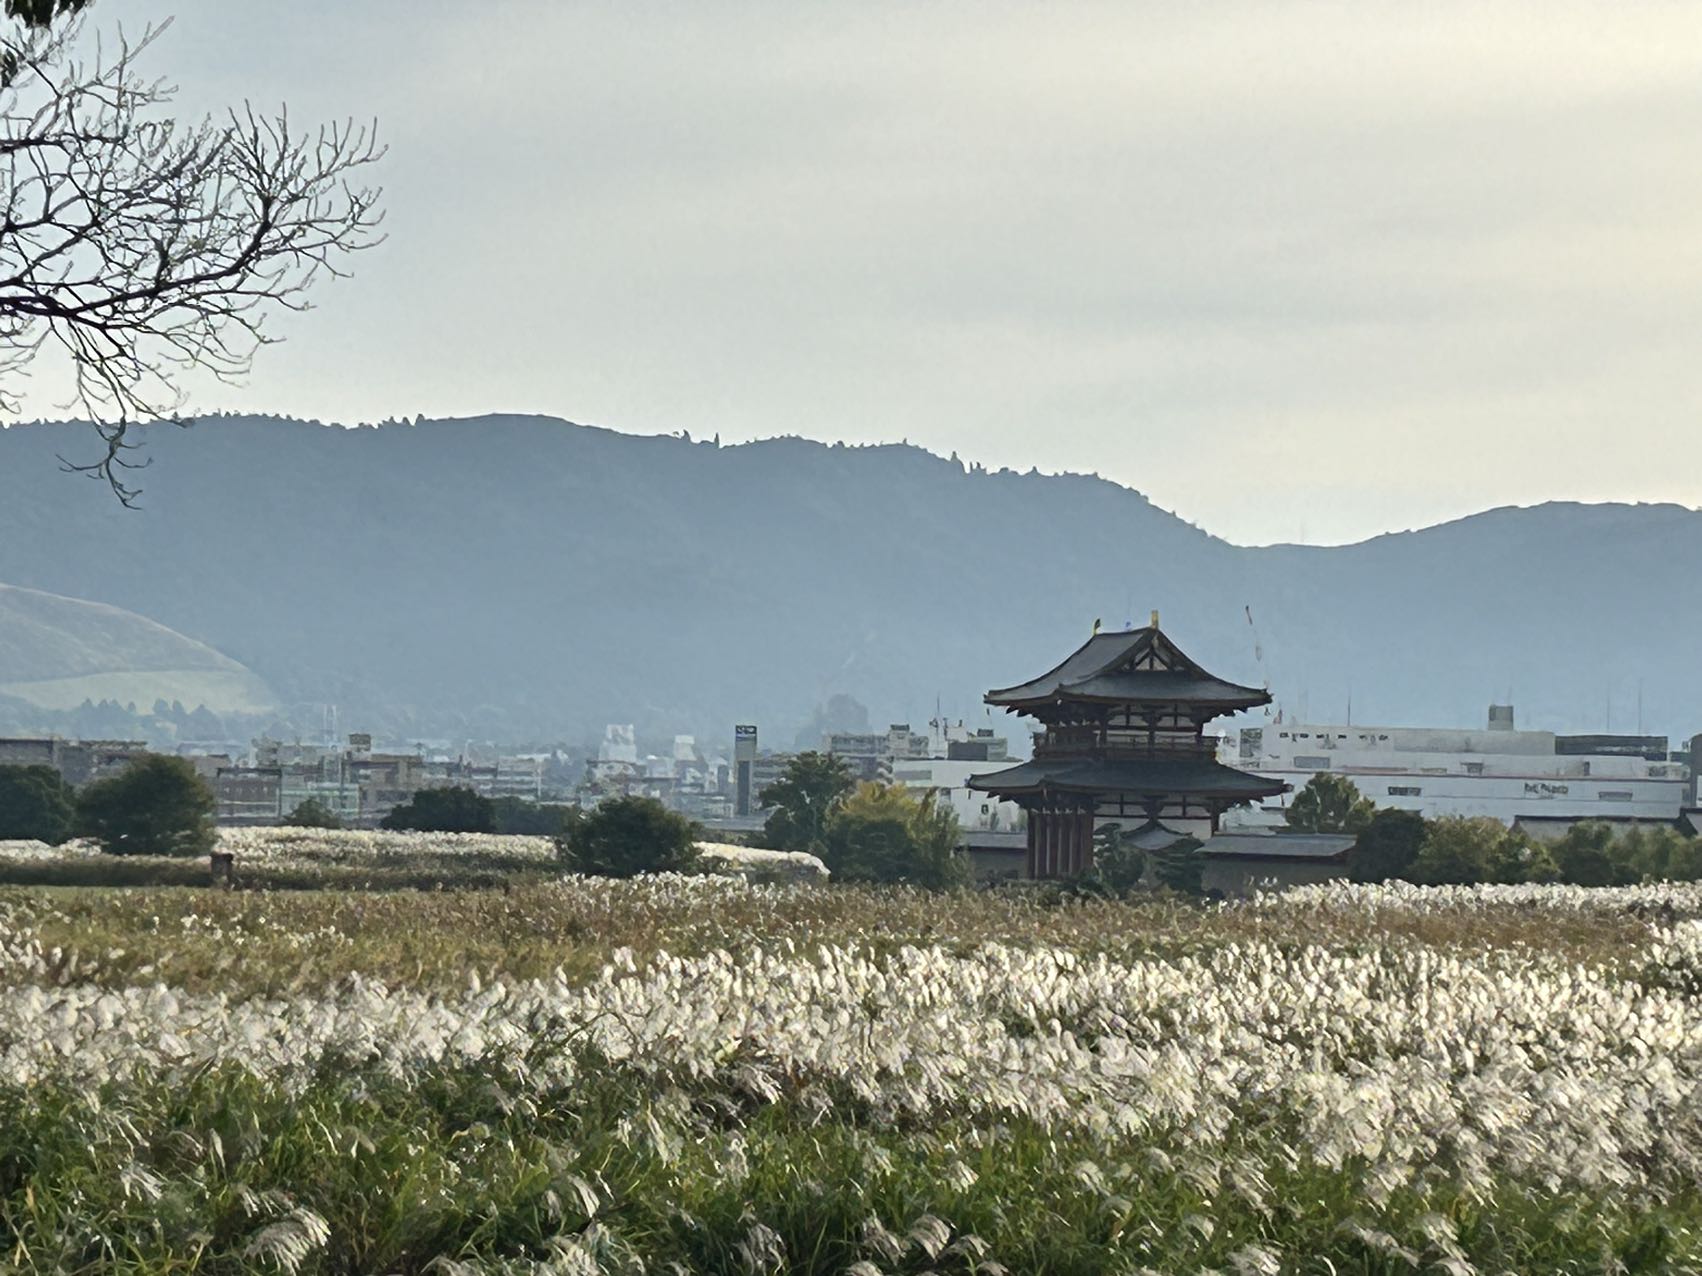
[1026,807,1039,878]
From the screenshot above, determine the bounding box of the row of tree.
[757,752,969,888]
[380,785,706,878]
[0,754,706,878]
[0,759,592,855]
[378,783,707,877]
[0,756,217,855]
[1289,772,1702,886]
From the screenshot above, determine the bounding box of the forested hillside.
[1,416,1694,744]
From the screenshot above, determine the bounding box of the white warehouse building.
[1223,704,1690,829]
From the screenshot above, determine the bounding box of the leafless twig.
[0,13,384,503]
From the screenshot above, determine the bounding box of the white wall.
[889,759,1026,831]
[1227,720,1689,825]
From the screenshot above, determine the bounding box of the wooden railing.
[1033,730,1215,761]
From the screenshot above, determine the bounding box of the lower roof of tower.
[967,756,1288,803]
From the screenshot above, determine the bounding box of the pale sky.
[16,1,1702,544]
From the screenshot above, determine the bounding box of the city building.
[450,755,546,802]
[733,724,759,815]
[0,736,147,785]
[1224,705,1691,828]
[588,724,641,786]
[941,726,1010,762]
[887,758,1025,832]
[213,765,285,823]
[750,751,795,805]
[825,724,929,781]
[1197,831,1358,897]
[970,617,1284,878]
[828,720,1011,782]
[237,734,452,826]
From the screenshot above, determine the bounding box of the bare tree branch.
[0,12,384,503]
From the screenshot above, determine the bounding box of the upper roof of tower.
[985,624,1270,714]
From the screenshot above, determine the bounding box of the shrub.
[1151,836,1205,895]
[1076,822,1147,896]
[285,797,342,829]
[77,754,215,857]
[819,782,969,889]
[1350,808,1429,882]
[381,786,495,833]
[561,795,700,877]
[1621,826,1702,882]
[492,796,581,837]
[1411,816,1538,886]
[0,763,76,844]
[1549,821,1640,887]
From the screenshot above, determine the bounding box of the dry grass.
[2,875,1661,999]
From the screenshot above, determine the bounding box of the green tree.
[0,763,76,843]
[1078,822,1147,895]
[1548,821,1640,887]
[1151,836,1206,895]
[561,795,701,878]
[759,751,854,854]
[1285,772,1375,834]
[1620,826,1702,883]
[284,797,341,829]
[381,786,495,834]
[1411,816,1542,886]
[1350,808,1429,882]
[491,796,581,838]
[819,781,969,889]
[77,754,214,856]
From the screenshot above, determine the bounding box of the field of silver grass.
[3,849,1701,1272]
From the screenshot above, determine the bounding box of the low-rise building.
[825,724,929,781]
[0,736,148,785]
[828,721,1012,782]
[213,766,284,823]
[1198,832,1358,898]
[887,758,1026,832]
[1225,705,1690,828]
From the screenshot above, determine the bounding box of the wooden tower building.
[968,616,1286,878]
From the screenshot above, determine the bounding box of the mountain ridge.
[1,414,1695,744]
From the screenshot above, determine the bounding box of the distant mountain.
[0,415,1695,746]
[0,581,273,715]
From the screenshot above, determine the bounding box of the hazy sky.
[17,2,1702,544]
